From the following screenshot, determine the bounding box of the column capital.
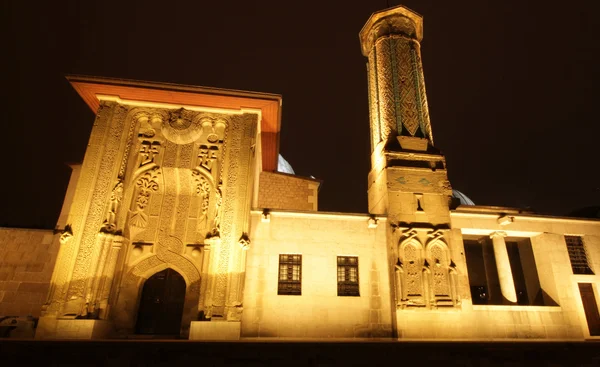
[490,231,507,239]
[359,5,423,56]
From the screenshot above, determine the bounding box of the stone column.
[481,238,498,302]
[490,231,517,304]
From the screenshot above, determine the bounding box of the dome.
[277,154,295,174]
[452,190,475,206]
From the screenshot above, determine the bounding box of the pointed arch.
[396,236,427,308]
[425,235,458,307]
[112,254,201,337]
[135,268,187,334]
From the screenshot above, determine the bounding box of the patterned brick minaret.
[360,5,452,223]
[361,6,459,312]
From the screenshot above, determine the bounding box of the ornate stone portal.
[36,77,281,339]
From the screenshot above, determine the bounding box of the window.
[278,254,301,295]
[565,236,594,275]
[578,283,600,336]
[337,256,359,296]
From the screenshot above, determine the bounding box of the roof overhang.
[67,75,282,172]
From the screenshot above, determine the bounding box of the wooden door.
[578,283,600,336]
[135,268,186,335]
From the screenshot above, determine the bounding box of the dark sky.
[2,0,599,229]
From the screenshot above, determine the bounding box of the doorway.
[578,283,600,336]
[135,268,186,335]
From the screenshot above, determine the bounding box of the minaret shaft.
[368,35,432,150]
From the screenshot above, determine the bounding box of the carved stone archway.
[396,234,427,308]
[424,236,458,307]
[135,268,186,335]
[113,254,201,337]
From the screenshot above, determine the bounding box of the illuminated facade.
[1,5,599,341]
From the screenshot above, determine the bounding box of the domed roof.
[452,190,475,206]
[277,154,295,174]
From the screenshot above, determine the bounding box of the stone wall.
[242,211,392,339]
[0,228,57,317]
[409,210,600,341]
[257,172,319,211]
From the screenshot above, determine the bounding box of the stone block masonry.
[0,228,57,317]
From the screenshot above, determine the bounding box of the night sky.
[3,0,599,229]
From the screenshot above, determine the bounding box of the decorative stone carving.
[206,183,223,239]
[395,38,420,137]
[161,108,204,144]
[118,111,143,180]
[261,210,271,223]
[169,108,193,130]
[59,224,73,245]
[395,229,460,309]
[396,229,427,308]
[139,141,161,167]
[204,113,256,320]
[63,103,129,312]
[413,45,433,141]
[227,303,244,321]
[102,181,124,233]
[137,114,156,138]
[191,169,211,224]
[368,217,378,228]
[360,7,423,55]
[44,103,120,315]
[130,167,161,229]
[48,99,258,335]
[425,230,459,308]
[197,145,219,173]
[238,233,250,250]
[361,7,433,144]
[375,38,395,142]
[404,244,423,296]
[367,52,381,150]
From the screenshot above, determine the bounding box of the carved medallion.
[161,108,203,144]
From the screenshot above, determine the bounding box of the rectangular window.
[337,256,359,297]
[278,254,302,295]
[565,236,594,275]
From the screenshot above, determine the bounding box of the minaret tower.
[360,5,452,225]
[360,6,459,311]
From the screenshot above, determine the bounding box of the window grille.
[565,236,594,275]
[337,256,359,296]
[278,254,302,295]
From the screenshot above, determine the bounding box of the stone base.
[35,317,113,340]
[189,321,240,340]
[397,135,428,151]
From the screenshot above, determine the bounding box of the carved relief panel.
[395,229,427,308]
[109,106,255,332]
[394,228,459,309]
[424,230,459,308]
[114,110,229,247]
[45,94,258,337]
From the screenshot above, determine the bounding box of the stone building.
[1,5,599,341]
